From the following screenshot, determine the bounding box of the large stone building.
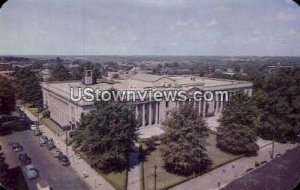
[41,71,253,137]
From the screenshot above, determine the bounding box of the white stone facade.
[41,73,253,134]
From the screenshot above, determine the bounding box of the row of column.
[135,89,250,127]
[135,102,160,127]
[136,99,227,128]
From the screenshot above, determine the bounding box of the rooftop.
[42,73,252,105]
[222,147,300,190]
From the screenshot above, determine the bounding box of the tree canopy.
[70,98,138,173]
[50,63,70,81]
[256,68,300,143]
[13,68,42,107]
[161,103,211,176]
[217,92,259,155]
[0,77,15,114]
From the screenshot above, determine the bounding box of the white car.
[37,180,51,190]
[30,124,39,131]
[23,164,39,179]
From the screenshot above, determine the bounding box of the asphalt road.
[0,129,90,190]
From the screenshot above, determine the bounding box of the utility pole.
[154,165,157,190]
[66,131,68,157]
[271,130,275,159]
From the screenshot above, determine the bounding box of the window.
[86,71,92,77]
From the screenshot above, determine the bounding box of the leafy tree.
[0,77,15,114]
[70,96,138,173]
[217,92,259,155]
[161,104,211,176]
[50,63,70,81]
[13,68,42,107]
[70,62,102,82]
[257,68,300,142]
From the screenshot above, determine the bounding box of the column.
[199,100,203,116]
[156,102,160,124]
[142,104,145,127]
[216,100,219,113]
[135,104,138,120]
[220,101,223,113]
[149,103,152,127]
[203,101,206,117]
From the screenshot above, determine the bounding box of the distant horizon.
[1,54,300,58]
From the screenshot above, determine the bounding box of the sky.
[0,0,299,56]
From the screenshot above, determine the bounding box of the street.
[0,129,90,190]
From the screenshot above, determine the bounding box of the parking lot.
[0,129,90,190]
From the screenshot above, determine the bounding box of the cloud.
[275,11,297,21]
[289,29,300,39]
[176,18,196,27]
[213,6,232,13]
[252,30,261,35]
[206,19,218,27]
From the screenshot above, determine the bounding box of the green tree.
[14,68,42,107]
[257,68,300,142]
[161,104,211,176]
[70,96,138,173]
[217,92,259,155]
[50,63,70,81]
[69,62,102,82]
[0,77,15,114]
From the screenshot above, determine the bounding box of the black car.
[46,142,55,150]
[58,155,70,166]
[12,143,23,152]
[40,135,48,146]
[18,153,31,165]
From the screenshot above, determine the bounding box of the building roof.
[222,147,300,190]
[42,73,253,106]
[131,73,167,82]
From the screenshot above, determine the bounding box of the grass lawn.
[141,132,241,190]
[99,170,127,190]
[41,118,64,135]
[78,153,128,190]
[23,104,64,135]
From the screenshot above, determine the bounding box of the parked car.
[22,165,39,179]
[39,136,48,145]
[260,160,267,165]
[12,143,23,152]
[34,129,42,136]
[30,124,39,131]
[46,142,55,150]
[58,155,70,166]
[18,153,31,165]
[245,168,254,173]
[37,180,51,190]
[50,148,62,158]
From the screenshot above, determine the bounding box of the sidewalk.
[21,106,115,190]
[171,142,298,190]
[127,151,141,190]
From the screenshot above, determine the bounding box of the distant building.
[41,69,51,82]
[0,63,12,71]
[0,63,14,79]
